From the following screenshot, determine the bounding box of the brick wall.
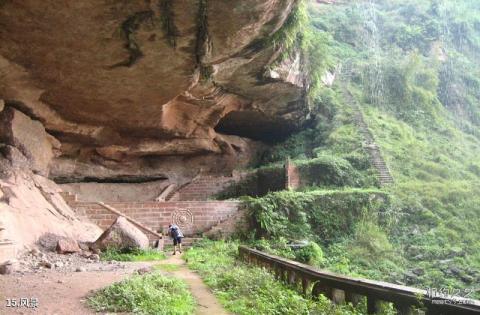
[67,199,241,240]
[285,158,301,190]
[173,175,245,201]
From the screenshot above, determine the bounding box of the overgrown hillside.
[235,0,480,299]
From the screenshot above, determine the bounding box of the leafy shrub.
[296,155,363,187]
[294,241,325,266]
[244,189,390,244]
[88,272,195,315]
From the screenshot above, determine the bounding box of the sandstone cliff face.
[0,1,308,250]
[0,0,308,182]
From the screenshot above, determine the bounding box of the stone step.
[163,237,202,248]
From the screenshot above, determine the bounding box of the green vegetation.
[264,0,334,103]
[223,0,480,301]
[308,0,480,297]
[244,189,388,244]
[88,272,195,315]
[100,248,166,262]
[184,240,394,315]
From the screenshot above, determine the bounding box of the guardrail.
[239,246,480,315]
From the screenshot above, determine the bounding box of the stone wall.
[64,195,240,240]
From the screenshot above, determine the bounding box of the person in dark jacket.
[168,223,184,255]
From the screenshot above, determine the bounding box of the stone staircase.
[343,88,394,187]
[155,184,178,202]
[168,175,244,201]
[163,237,203,251]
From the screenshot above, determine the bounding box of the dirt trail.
[0,262,153,314]
[157,253,230,315]
[0,254,229,315]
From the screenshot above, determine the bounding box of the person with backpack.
[168,223,184,255]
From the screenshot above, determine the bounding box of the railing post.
[367,296,381,314]
[425,304,441,315]
[288,270,296,286]
[302,278,312,297]
[312,281,333,300]
[394,302,413,315]
[332,289,346,304]
[273,263,281,280]
[345,291,362,306]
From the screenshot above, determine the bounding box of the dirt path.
[0,262,154,315]
[0,254,229,315]
[157,253,230,315]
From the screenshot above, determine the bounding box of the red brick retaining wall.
[65,197,240,239]
[285,158,301,190]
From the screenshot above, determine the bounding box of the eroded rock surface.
[0,1,308,252]
[0,0,307,182]
[0,107,54,175]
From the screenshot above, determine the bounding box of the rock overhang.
[0,0,309,180]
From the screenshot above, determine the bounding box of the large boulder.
[56,238,81,254]
[93,216,149,251]
[0,107,53,176]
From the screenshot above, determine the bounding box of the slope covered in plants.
[237,0,480,299]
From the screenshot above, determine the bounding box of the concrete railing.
[239,246,480,315]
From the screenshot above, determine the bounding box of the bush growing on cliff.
[244,189,389,244]
[296,155,368,187]
[294,241,325,266]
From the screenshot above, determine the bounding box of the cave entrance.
[214,111,296,143]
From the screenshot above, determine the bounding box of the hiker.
[168,223,184,255]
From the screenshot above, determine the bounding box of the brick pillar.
[285,157,301,190]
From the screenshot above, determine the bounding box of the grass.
[363,106,480,298]
[88,272,195,315]
[184,240,395,315]
[100,248,166,262]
